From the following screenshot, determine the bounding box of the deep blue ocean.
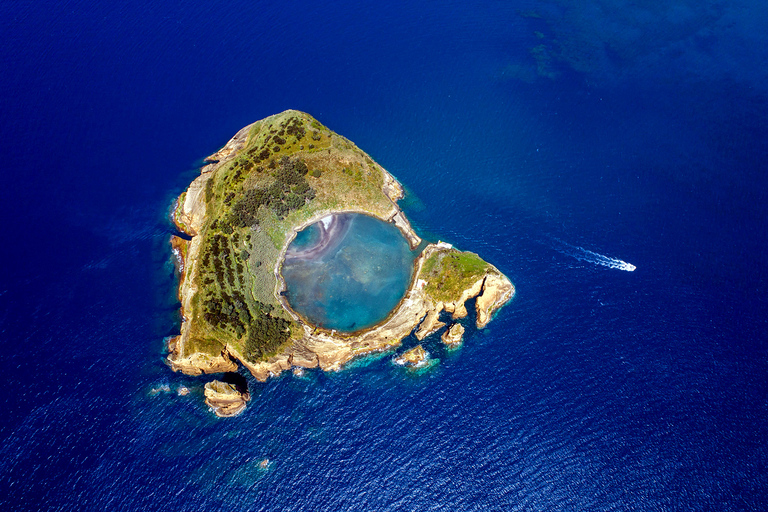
[2,1,767,510]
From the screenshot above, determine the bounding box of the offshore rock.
[204,374,250,417]
[441,323,465,347]
[394,345,428,367]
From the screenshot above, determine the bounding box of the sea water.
[282,213,415,332]
[1,0,767,510]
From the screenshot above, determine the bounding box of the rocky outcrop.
[167,336,238,375]
[175,173,212,236]
[441,323,465,347]
[381,170,404,202]
[170,236,189,280]
[204,375,250,417]
[223,345,289,383]
[223,243,514,381]
[175,123,254,236]
[415,302,445,340]
[394,345,428,367]
[289,346,320,369]
[170,238,514,384]
[201,122,256,173]
[444,277,486,319]
[475,273,515,329]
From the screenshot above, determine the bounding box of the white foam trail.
[553,239,636,272]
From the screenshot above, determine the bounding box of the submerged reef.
[168,110,514,410]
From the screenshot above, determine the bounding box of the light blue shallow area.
[282,213,415,332]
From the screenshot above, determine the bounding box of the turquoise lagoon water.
[281,213,416,332]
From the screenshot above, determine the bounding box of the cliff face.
[204,377,250,417]
[475,273,515,329]
[168,127,253,373]
[167,110,514,390]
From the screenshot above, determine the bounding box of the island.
[394,345,430,368]
[204,376,250,418]
[168,110,514,396]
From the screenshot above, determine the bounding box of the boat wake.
[552,239,636,272]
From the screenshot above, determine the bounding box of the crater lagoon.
[281,213,416,332]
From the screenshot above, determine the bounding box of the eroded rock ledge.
[167,110,515,404]
[442,323,465,347]
[204,375,250,417]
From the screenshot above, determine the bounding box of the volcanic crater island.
[169,110,514,415]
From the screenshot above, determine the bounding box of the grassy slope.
[421,249,491,303]
[179,111,397,359]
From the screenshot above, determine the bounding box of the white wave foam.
[553,239,636,272]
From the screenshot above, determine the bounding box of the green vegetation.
[175,110,399,362]
[228,156,315,226]
[421,249,490,303]
[245,312,291,359]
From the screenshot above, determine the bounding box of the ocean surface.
[283,213,416,332]
[1,1,767,510]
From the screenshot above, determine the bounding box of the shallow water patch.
[281,213,416,332]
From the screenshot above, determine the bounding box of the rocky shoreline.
[166,110,515,403]
[230,243,514,382]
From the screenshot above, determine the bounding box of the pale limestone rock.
[415,302,445,340]
[390,210,422,249]
[178,172,212,236]
[475,273,515,329]
[204,379,250,418]
[290,347,319,369]
[167,343,238,376]
[448,277,485,320]
[441,323,465,347]
[381,170,404,202]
